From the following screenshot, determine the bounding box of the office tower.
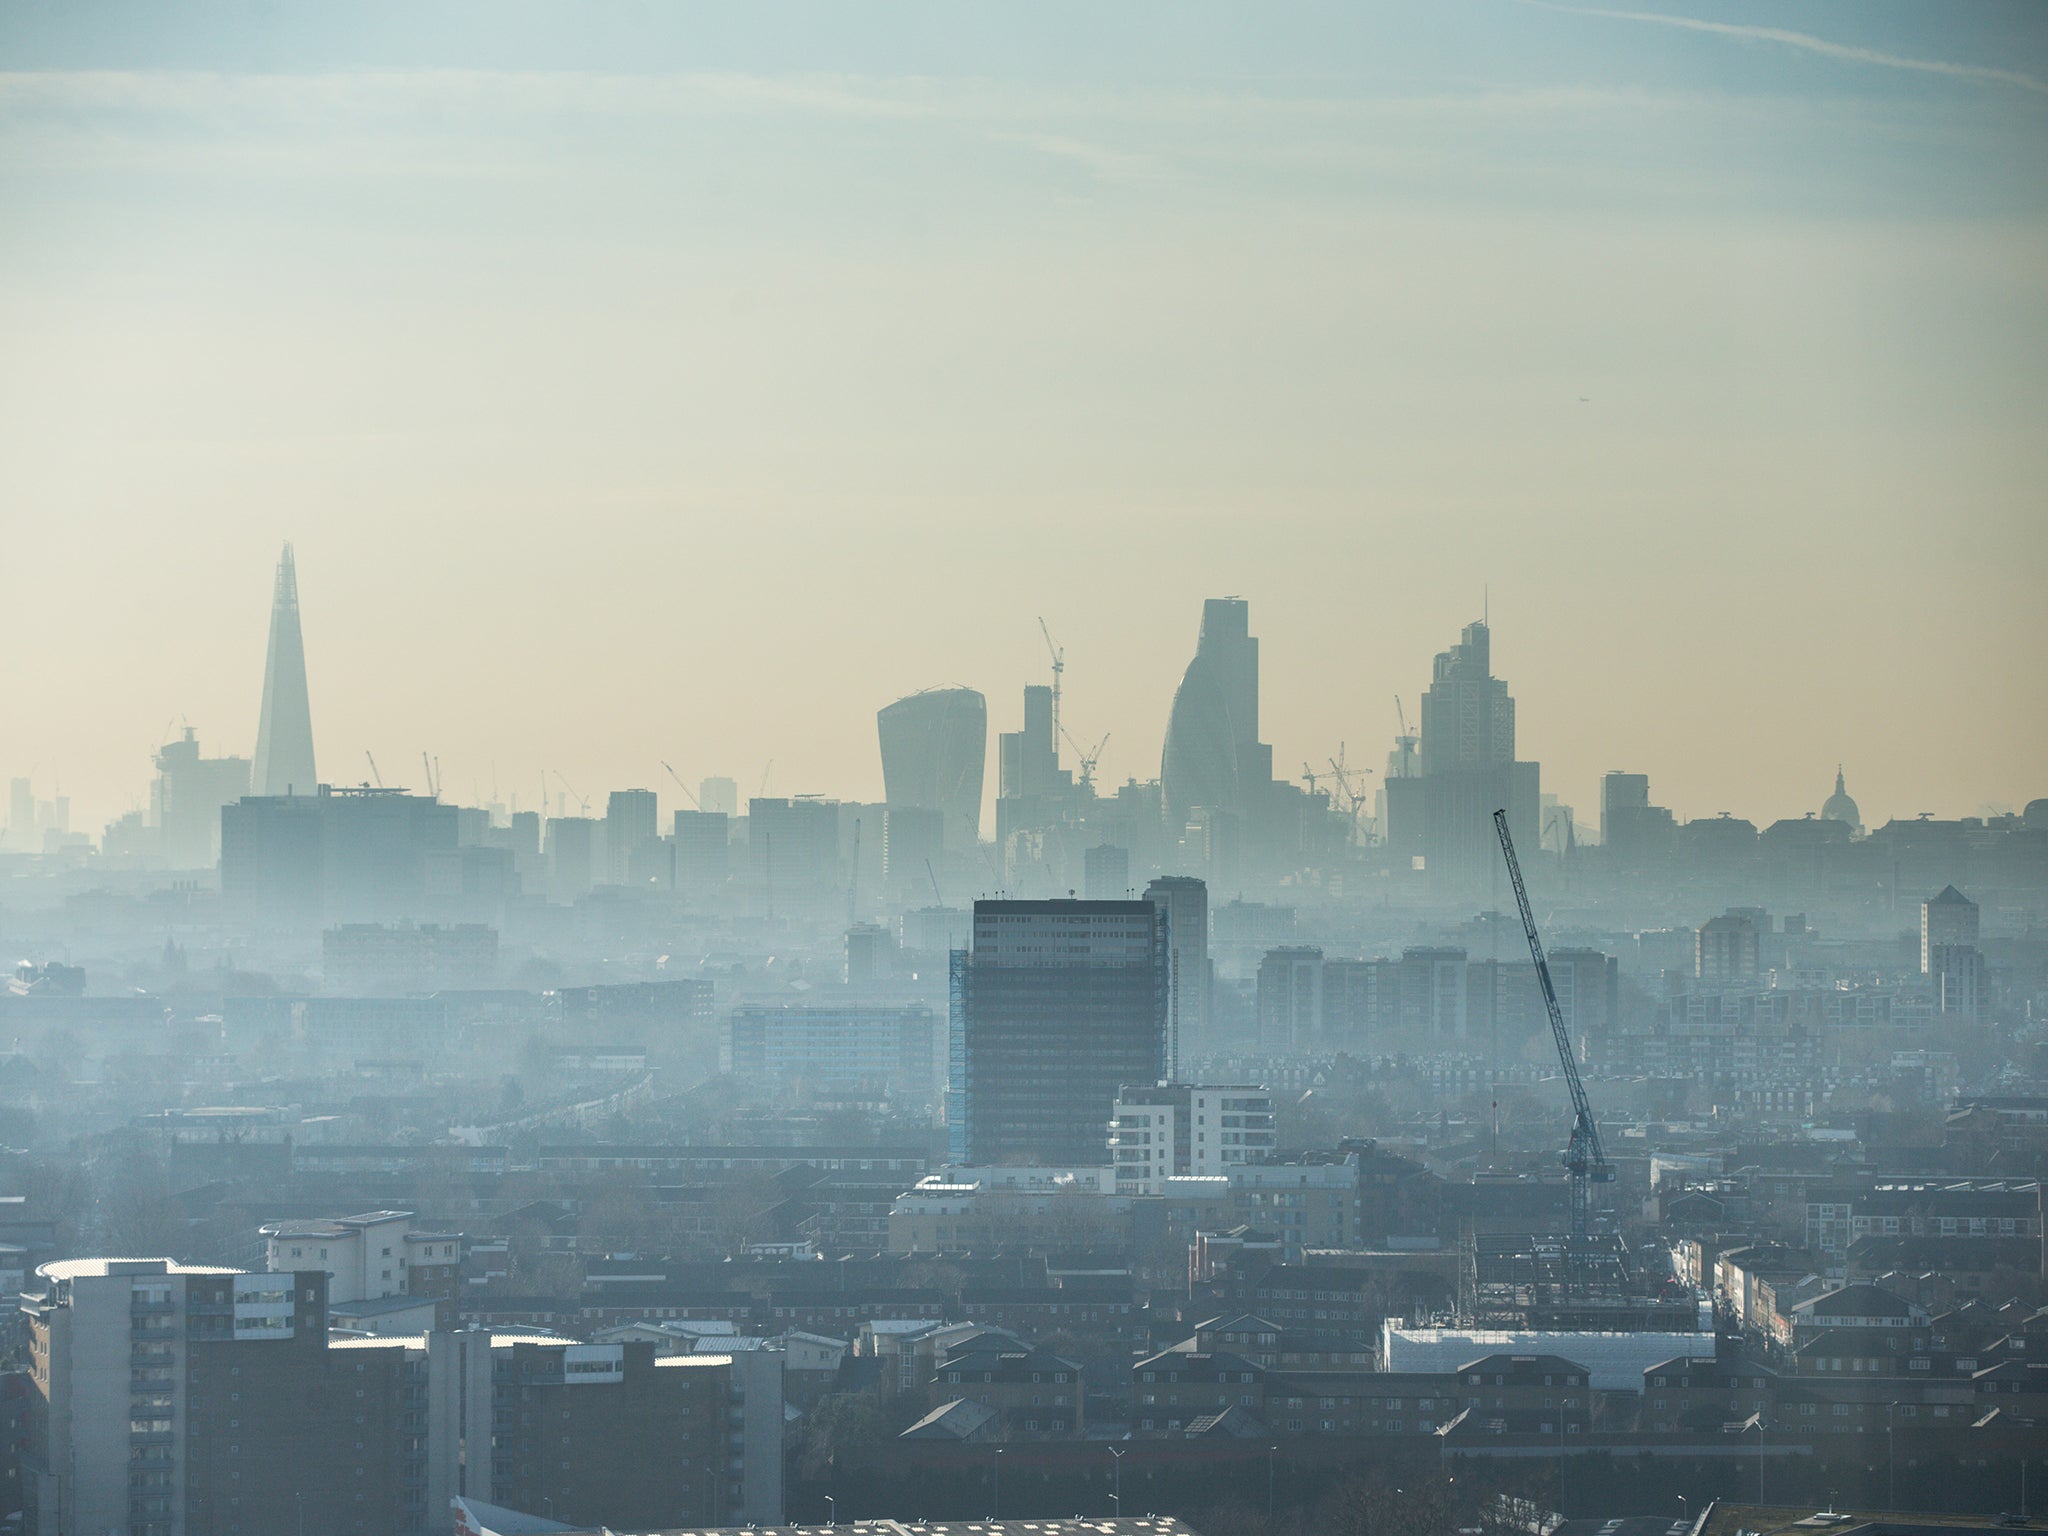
[882,805,943,895]
[1820,766,1862,835]
[605,788,659,885]
[546,815,598,901]
[1599,769,1675,858]
[1110,1083,1276,1194]
[1143,874,1210,1064]
[948,899,1169,1166]
[150,727,251,868]
[1382,619,1539,888]
[1160,597,1272,832]
[878,687,988,848]
[749,796,840,914]
[251,542,318,797]
[1923,885,1985,1021]
[1083,843,1130,900]
[1000,684,1060,802]
[1696,910,1762,983]
[22,1259,402,1536]
[699,776,739,817]
[993,682,1079,873]
[6,778,32,850]
[1921,884,1978,971]
[673,808,730,897]
[1256,946,1325,1053]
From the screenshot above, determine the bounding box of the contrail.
[1525,1,2048,95]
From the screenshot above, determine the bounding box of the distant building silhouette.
[1161,598,1269,837]
[605,788,659,886]
[251,542,317,797]
[1922,884,1985,1021]
[151,727,249,868]
[749,796,840,916]
[222,786,513,926]
[673,809,730,898]
[948,899,1168,1165]
[1821,766,1862,835]
[1696,909,1763,984]
[1083,843,1130,901]
[1600,769,1675,861]
[1383,619,1539,888]
[878,687,987,849]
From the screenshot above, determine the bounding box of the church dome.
[1821,766,1860,831]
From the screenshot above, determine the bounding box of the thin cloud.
[1528,2,2048,95]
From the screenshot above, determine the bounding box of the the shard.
[251,542,317,797]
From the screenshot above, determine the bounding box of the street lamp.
[1268,1444,1279,1523]
[1678,1494,1689,1527]
[1108,1445,1125,1516]
[994,1447,1004,1520]
[824,1492,837,1526]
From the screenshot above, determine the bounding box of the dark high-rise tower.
[948,899,1169,1166]
[252,543,317,797]
[1160,598,1270,829]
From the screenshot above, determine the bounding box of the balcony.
[129,1323,179,1342]
[129,1298,175,1317]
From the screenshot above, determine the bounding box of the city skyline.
[4,5,2045,835]
[1,541,2033,842]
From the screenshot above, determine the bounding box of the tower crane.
[553,770,591,816]
[660,761,702,809]
[1493,807,1613,1296]
[1037,618,1065,755]
[1061,726,1109,793]
[363,751,384,789]
[1391,696,1419,779]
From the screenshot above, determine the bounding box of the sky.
[2,2,2045,836]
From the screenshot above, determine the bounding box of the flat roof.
[38,1258,242,1281]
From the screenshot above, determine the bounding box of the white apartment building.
[1111,1083,1276,1195]
[259,1209,462,1303]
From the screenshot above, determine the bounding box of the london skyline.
[1,539,2037,839]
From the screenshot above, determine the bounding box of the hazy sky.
[4,2,2045,836]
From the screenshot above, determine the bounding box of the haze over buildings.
[1,8,2046,1533]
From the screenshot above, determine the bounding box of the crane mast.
[1494,807,1613,1295]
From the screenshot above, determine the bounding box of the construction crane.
[420,752,442,800]
[1037,618,1065,754]
[660,761,702,809]
[363,751,384,789]
[1325,744,1374,842]
[1061,726,1109,793]
[1391,696,1419,779]
[1494,807,1612,1297]
[553,770,591,816]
